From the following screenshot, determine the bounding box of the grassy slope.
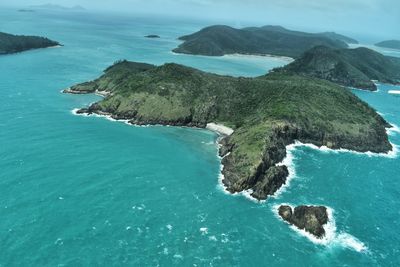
[277,46,400,91]
[0,32,60,54]
[67,61,392,199]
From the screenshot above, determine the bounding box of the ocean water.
[1,8,400,267]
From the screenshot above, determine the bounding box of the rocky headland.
[64,60,393,201]
[375,40,400,50]
[0,32,60,55]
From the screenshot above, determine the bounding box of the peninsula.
[275,46,400,91]
[64,60,392,201]
[0,32,60,55]
[375,40,400,50]
[172,25,356,58]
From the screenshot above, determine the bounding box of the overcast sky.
[4,0,400,41]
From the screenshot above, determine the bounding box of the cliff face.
[173,25,351,58]
[277,46,400,91]
[0,32,60,55]
[65,61,392,200]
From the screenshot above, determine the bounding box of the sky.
[4,0,400,41]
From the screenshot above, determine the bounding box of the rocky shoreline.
[218,122,392,201]
[70,100,394,204]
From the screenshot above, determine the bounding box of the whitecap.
[200,227,208,235]
[290,140,398,159]
[209,235,218,241]
[173,254,183,259]
[387,124,400,136]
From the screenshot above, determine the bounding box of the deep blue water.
[1,8,400,267]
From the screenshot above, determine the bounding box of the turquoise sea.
[1,8,400,266]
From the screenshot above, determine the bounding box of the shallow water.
[1,8,400,266]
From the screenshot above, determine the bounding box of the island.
[17,9,35,12]
[63,60,392,201]
[145,35,160,39]
[274,45,400,91]
[172,25,357,58]
[375,40,400,50]
[29,4,86,12]
[0,32,60,55]
[278,205,328,238]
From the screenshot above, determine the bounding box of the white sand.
[206,123,234,136]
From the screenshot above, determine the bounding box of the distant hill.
[0,32,60,55]
[30,4,86,11]
[173,25,357,58]
[276,46,400,91]
[319,32,358,44]
[375,40,400,50]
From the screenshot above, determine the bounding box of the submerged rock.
[278,205,328,238]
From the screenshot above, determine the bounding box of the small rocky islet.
[145,34,160,39]
[278,205,329,238]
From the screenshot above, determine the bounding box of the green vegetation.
[66,60,392,200]
[172,25,355,58]
[276,46,400,91]
[0,32,60,55]
[375,40,400,50]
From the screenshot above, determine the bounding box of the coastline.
[71,108,398,205]
[222,53,294,62]
[170,50,294,63]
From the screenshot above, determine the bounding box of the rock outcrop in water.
[278,205,329,238]
[145,35,160,39]
[64,60,393,201]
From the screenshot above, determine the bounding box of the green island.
[275,46,400,91]
[0,32,60,55]
[375,40,400,50]
[172,25,356,58]
[64,60,392,203]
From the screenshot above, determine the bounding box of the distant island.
[173,25,358,58]
[17,9,35,12]
[275,46,400,91]
[145,35,160,39]
[64,60,392,205]
[375,40,400,50]
[29,4,86,12]
[0,32,60,55]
